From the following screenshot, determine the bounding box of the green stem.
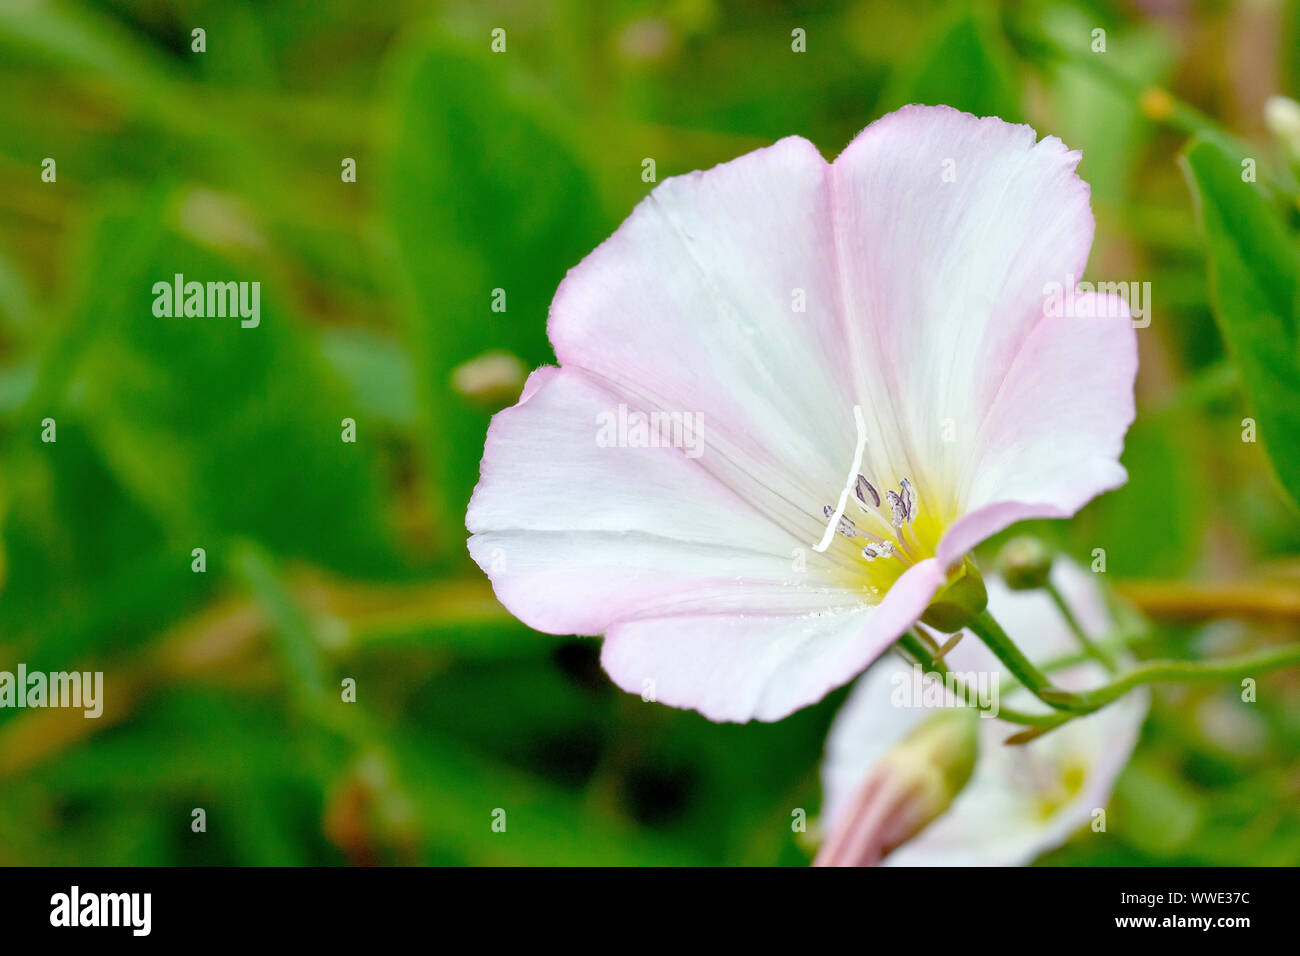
[901,619,1300,742]
[897,630,1059,728]
[1006,643,1300,744]
[965,609,1084,711]
[1072,643,1300,710]
[1044,580,1117,673]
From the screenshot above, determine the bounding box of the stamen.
[821,436,927,572]
[855,474,881,508]
[886,490,909,528]
[824,505,857,539]
[813,405,868,554]
[899,478,917,521]
[861,541,896,561]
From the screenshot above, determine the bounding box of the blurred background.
[1,0,1299,866]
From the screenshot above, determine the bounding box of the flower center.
[819,472,942,597]
[823,474,923,566]
[814,407,950,598]
[1024,755,1089,822]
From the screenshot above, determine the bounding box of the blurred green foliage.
[1183,138,1300,511]
[0,0,1298,866]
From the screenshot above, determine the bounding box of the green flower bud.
[997,536,1054,591]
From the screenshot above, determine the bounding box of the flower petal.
[885,690,1145,867]
[821,562,1146,864]
[547,135,859,527]
[819,656,932,828]
[936,293,1136,565]
[467,366,859,636]
[831,105,1105,522]
[601,558,946,722]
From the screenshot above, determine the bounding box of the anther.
[855,474,880,508]
[886,490,908,527]
[899,478,917,520]
[861,541,896,561]
[824,505,857,539]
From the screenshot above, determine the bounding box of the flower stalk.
[897,629,1059,728]
[1004,642,1300,744]
[964,609,1086,712]
[1044,579,1118,673]
[902,621,1300,743]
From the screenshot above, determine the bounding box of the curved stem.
[1006,643,1300,744]
[1044,580,1117,673]
[897,630,1058,728]
[1070,643,1300,710]
[965,609,1084,711]
[899,628,1300,739]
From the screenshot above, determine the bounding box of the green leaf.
[47,190,396,574]
[1181,137,1300,509]
[1112,757,1203,858]
[883,3,1022,122]
[1041,7,1172,205]
[381,34,606,559]
[388,731,707,866]
[0,429,204,667]
[1071,415,1209,577]
[0,249,37,334]
[319,329,417,430]
[233,542,328,707]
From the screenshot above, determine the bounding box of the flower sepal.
[919,557,988,633]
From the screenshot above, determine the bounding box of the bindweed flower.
[467,105,1137,722]
[818,561,1147,866]
[815,707,978,867]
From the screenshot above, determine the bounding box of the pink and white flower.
[467,105,1137,722]
[817,560,1147,866]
